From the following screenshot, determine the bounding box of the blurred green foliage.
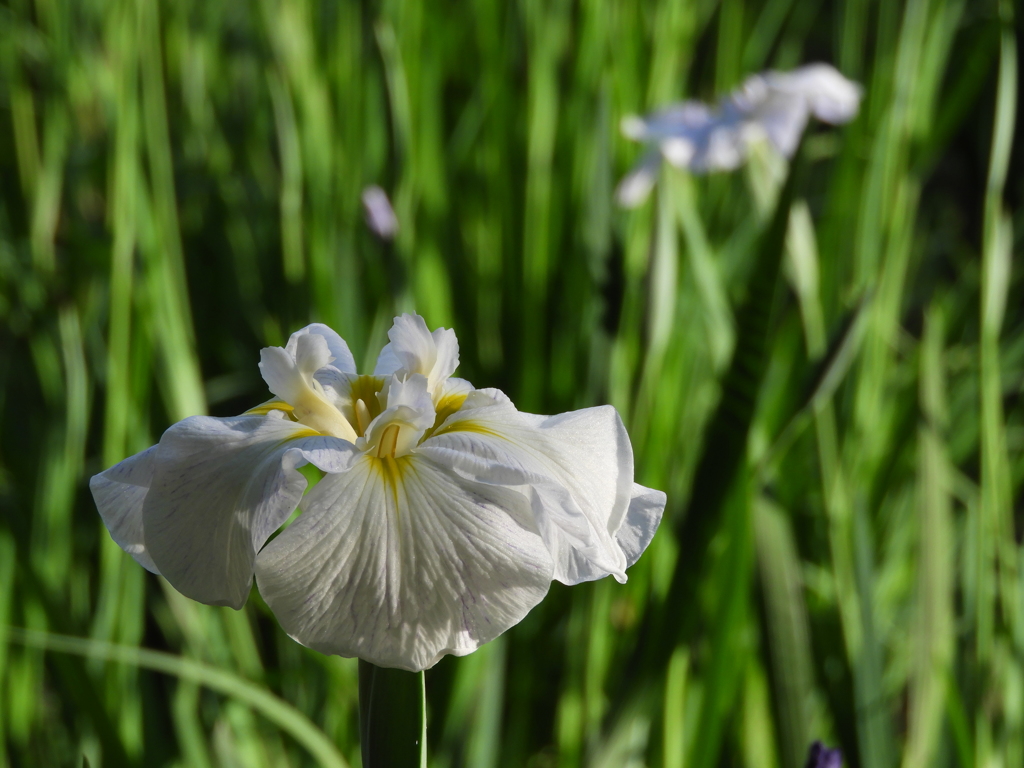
[1,0,1023,766]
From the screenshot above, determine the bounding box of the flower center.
[344,375,385,437]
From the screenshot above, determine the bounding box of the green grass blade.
[755,498,817,768]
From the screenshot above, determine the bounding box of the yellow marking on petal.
[288,427,324,440]
[430,418,501,440]
[245,399,298,420]
[421,392,469,441]
[376,455,410,498]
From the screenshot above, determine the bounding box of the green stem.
[358,660,427,768]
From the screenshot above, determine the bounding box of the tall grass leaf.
[901,305,953,768]
[138,0,205,420]
[755,498,816,768]
[29,102,67,275]
[662,647,689,768]
[267,71,305,284]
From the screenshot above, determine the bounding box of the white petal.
[254,453,554,671]
[617,483,667,567]
[615,150,662,208]
[374,314,435,376]
[430,326,460,385]
[421,399,641,584]
[293,333,333,378]
[259,347,358,441]
[373,344,402,378]
[751,93,810,157]
[373,314,460,396]
[636,102,715,141]
[143,414,359,609]
[620,114,648,140]
[765,63,862,124]
[90,446,160,574]
[285,323,357,375]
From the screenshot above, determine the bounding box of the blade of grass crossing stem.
[358,661,426,768]
[901,305,953,768]
[8,628,349,768]
[755,498,817,768]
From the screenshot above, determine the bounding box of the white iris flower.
[92,314,666,671]
[616,63,862,207]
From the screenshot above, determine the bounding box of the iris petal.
[285,323,357,375]
[90,446,160,574]
[422,397,657,585]
[373,314,460,397]
[255,453,553,671]
[142,414,358,609]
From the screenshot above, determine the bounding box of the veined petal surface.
[421,395,648,585]
[143,414,358,609]
[90,445,160,574]
[255,453,553,671]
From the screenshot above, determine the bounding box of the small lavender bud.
[361,185,399,241]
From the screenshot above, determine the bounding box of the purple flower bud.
[805,741,842,768]
[361,185,399,241]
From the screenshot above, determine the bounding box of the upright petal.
[143,414,358,609]
[255,453,554,671]
[90,446,160,574]
[285,323,357,375]
[765,64,862,124]
[750,92,811,157]
[259,346,358,441]
[374,314,460,397]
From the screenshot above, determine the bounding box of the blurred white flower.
[92,314,665,671]
[616,63,862,207]
[361,185,399,240]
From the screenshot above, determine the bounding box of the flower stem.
[358,660,427,767]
